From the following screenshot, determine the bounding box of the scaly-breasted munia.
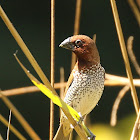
[54,35,105,140]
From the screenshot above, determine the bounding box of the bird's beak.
[59,37,74,51]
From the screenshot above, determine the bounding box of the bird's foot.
[70,112,83,129]
[81,121,96,140]
[87,131,96,140]
[77,112,84,125]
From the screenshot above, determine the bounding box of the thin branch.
[50,0,55,139]
[73,0,82,36]
[6,110,12,140]
[0,114,26,140]
[110,0,139,115]
[71,0,82,70]
[127,36,140,76]
[130,109,140,140]
[110,85,130,126]
[105,73,140,86]
[60,67,65,100]
[59,67,65,118]
[0,6,57,96]
[0,86,39,97]
[136,0,140,8]
[1,73,140,98]
[0,92,40,140]
[0,134,4,140]
[128,0,140,26]
[93,34,96,44]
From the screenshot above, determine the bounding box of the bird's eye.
[75,40,83,48]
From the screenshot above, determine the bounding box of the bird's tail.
[53,124,72,140]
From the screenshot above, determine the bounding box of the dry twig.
[128,0,140,26]
[60,67,65,100]
[136,0,140,8]
[0,6,57,96]
[50,0,55,139]
[0,92,40,140]
[110,0,139,115]
[105,74,140,86]
[127,36,140,76]
[71,0,82,70]
[0,135,4,140]
[93,34,96,43]
[130,109,140,140]
[0,114,26,140]
[1,74,140,98]
[110,85,130,126]
[0,86,39,97]
[6,110,12,140]
[59,67,65,117]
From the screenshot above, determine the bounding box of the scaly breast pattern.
[64,63,105,116]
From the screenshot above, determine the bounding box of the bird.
[53,35,105,140]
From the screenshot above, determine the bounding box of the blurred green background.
[0,0,140,139]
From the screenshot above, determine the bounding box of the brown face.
[70,35,94,60]
[59,35,100,65]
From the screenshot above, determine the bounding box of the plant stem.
[50,0,55,139]
[110,0,139,114]
[71,0,82,70]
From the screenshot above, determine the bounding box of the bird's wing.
[62,61,78,100]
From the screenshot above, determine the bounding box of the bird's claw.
[87,132,96,140]
[82,123,96,140]
[70,112,83,129]
[77,112,84,125]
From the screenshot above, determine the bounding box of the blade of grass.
[14,54,89,140]
[50,0,55,139]
[0,93,40,140]
[0,6,57,96]
[0,114,26,140]
[110,0,139,115]
[14,54,80,123]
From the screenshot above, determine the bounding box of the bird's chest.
[64,65,105,115]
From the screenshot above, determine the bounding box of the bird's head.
[59,35,100,68]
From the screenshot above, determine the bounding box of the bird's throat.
[77,58,99,71]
